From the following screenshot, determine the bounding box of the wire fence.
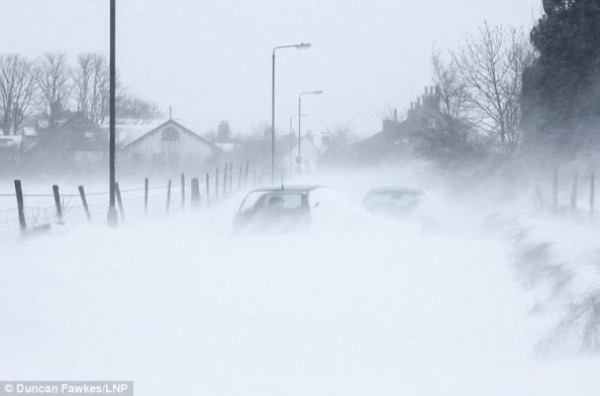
[0,161,282,239]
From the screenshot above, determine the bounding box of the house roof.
[122,119,221,152]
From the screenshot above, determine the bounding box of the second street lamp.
[289,113,307,173]
[297,90,323,173]
[271,42,311,184]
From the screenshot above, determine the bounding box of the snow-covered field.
[1,169,599,395]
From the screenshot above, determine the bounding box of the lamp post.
[297,90,323,173]
[107,0,118,227]
[271,42,311,184]
[289,113,307,173]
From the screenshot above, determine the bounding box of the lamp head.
[295,42,312,50]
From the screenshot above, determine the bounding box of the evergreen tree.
[522,0,600,160]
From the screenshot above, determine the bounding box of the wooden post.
[238,165,243,190]
[166,179,172,214]
[14,180,26,232]
[144,178,149,216]
[115,182,125,220]
[553,168,559,213]
[244,161,249,188]
[52,185,64,224]
[229,162,234,194]
[205,172,210,206]
[215,167,219,203]
[590,173,596,217]
[78,185,92,222]
[191,178,200,208]
[571,173,578,213]
[181,173,186,209]
[223,164,228,197]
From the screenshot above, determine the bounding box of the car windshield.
[366,190,422,206]
[240,191,306,212]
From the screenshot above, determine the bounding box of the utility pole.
[107,0,118,227]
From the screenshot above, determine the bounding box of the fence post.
[244,162,249,188]
[181,173,186,210]
[571,173,578,214]
[229,162,234,194]
[191,178,200,208]
[553,167,559,213]
[223,164,228,197]
[144,178,149,216]
[166,179,172,214]
[215,167,219,203]
[115,182,125,220]
[206,172,210,206]
[78,185,92,222]
[238,165,243,191]
[590,173,595,218]
[14,180,26,232]
[52,185,64,224]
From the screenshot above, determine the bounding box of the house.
[119,119,221,173]
[22,112,107,171]
[0,135,22,170]
[282,132,325,173]
[353,86,444,164]
[210,121,275,165]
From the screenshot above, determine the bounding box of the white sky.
[2,0,541,137]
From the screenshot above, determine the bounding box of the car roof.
[248,185,323,193]
[367,187,424,195]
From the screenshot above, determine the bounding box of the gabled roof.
[123,119,221,151]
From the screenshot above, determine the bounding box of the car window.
[257,193,305,210]
[239,192,306,212]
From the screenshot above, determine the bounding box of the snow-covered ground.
[1,170,599,395]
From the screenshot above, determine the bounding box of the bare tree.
[452,22,535,152]
[72,53,113,125]
[37,52,72,126]
[116,93,162,123]
[432,51,469,129]
[0,54,39,135]
[322,123,356,152]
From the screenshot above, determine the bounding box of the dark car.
[362,187,443,231]
[233,186,322,234]
[362,187,424,218]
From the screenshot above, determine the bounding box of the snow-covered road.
[1,189,599,395]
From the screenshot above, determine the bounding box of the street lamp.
[107,0,118,227]
[298,90,323,173]
[289,113,307,173]
[271,42,311,184]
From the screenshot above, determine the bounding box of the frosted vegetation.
[1,164,599,395]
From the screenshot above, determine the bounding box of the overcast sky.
[2,0,541,137]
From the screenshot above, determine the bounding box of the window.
[162,127,180,141]
[152,153,166,167]
[168,153,181,166]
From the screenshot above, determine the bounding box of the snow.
[0,171,599,395]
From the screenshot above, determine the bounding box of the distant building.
[22,112,106,170]
[119,119,221,174]
[0,136,22,170]
[353,86,444,164]
[282,132,325,173]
